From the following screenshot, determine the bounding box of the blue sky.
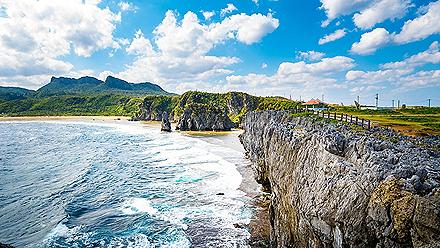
[0,0,439,106]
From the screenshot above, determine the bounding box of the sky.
[0,0,439,106]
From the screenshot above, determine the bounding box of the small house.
[303,99,328,111]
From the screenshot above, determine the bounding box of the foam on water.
[0,120,253,247]
[120,198,158,216]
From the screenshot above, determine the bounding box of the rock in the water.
[240,111,440,248]
[161,112,172,132]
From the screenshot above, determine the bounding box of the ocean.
[0,120,255,247]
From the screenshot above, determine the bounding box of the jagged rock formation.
[175,104,236,131]
[161,112,172,132]
[240,111,440,248]
[133,91,299,131]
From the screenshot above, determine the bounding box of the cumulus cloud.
[319,0,370,26]
[297,51,326,61]
[381,41,440,69]
[126,30,155,56]
[394,0,440,44]
[118,1,137,12]
[201,10,215,20]
[346,42,440,91]
[0,0,121,80]
[318,29,346,45]
[350,28,392,55]
[106,10,279,92]
[221,3,238,17]
[351,1,440,55]
[320,0,411,29]
[226,56,355,95]
[353,0,411,30]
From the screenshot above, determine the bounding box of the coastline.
[191,131,270,247]
[0,116,270,247]
[0,116,131,122]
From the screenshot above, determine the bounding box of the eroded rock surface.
[161,112,172,132]
[240,111,440,248]
[176,104,236,131]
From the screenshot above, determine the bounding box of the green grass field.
[333,106,440,136]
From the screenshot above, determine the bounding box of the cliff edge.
[240,111,440,248]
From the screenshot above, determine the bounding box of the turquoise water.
[0,121,253,247]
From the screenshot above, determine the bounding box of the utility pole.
[398,100,400,109]
[392,100,395,108]
[375,94,379,108]
[428,98,431,107]
[322,94,325,102]
[357,96,360,105]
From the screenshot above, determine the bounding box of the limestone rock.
[161,112,172,132]
[240,111,440,248]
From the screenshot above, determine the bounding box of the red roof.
[304,99,327,105]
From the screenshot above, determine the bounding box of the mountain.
[36,76,172,96]
[0,86,35,101]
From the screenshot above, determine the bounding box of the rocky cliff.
[240,111,440,248]
[133,91,299,131]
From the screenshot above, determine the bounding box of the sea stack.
[161,112,172,132]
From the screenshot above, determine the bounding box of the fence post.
[361,119,364,128]
[356,116,358,125]
[368,120,371,129]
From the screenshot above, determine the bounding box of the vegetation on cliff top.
[332,106,440,136]
[144,91,302,125]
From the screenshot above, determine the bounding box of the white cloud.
[261,63,268,68]
[394,0,440,44]
[319,0,370,25]
[353,0,411,30]
[126,30,155,56]
[350,28,391,55]
[320,0,412,29]
[118,1,137,12]
[226,56,355,95]
[318,29,346,45]
[0,0,120,81]
[153,11,279,57]
[297,51,326,61]
[106,10,279,92]
[221,3,238,17]
[350,1,440,56]
[381,41,440,69]
[201,10,215,20]
[346,43,440,91]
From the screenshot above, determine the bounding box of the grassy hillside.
[0,86,35,101]
[0,94,142,117]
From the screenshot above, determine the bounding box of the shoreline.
[0,116,132,122]
[0,116,270,246]
[193,131,270,247]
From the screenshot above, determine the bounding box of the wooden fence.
[288,108,373,129]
